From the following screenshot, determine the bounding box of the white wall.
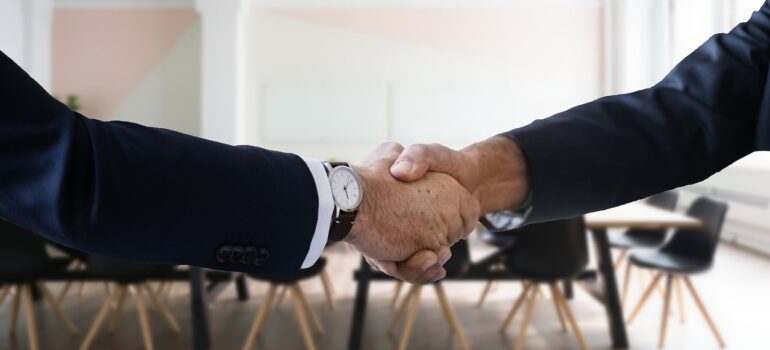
[242,5,603,162]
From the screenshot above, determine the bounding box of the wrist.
[461,135,530,213]
[344,165,374,246]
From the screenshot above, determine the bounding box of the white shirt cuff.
[300,158,335,269]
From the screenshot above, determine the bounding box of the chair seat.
[478,229,515,248]
[629,249,711,274]
[250,257,326,284]
[609,231,665,249]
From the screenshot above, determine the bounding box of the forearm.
[461,136,530,214]
[504,3,770,223]
[0,50,319,277]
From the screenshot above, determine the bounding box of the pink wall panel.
[52,8,197,119]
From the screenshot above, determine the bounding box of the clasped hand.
[342,137,529,284]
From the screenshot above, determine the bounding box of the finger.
[429,268,447,283]
[391,250,439,282]
[364,256,397,276]
[390,143,464,184]
[415,263,446,285]
[459,192,481,239]
[411,246,450,284]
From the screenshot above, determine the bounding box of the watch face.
[329,166,363,211]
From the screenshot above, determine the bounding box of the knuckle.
[381,141,404,153]
[408,144,428,157]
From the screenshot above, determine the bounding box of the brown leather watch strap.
[328,209,356,242]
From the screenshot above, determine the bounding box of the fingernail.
[439,250,452,265]
[391,161,413,175]
[421,256,437,270]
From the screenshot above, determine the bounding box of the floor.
[1,233,769,350]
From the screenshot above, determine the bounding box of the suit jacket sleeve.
[506,1,770,224]
[0,51,319,278]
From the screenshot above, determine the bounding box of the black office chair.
[610,191,678,307]
[79,256,180,350]
[388,240,472,350]
[626,196,727,349]
[242,257,330,350]
[0,220,78,350]
[499,217,591,350]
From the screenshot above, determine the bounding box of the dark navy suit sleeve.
[507,1,770,224]
[0,51,318,278]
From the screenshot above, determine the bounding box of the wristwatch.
[323,161,363,242]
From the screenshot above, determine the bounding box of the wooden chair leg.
[243,284,277,350]
[292,284,324,335]
[79,291,116,350]
[391,281,404,308]
[57,281,73,305]
[36,281,78,334]
[389,284,418,334]
[622,259,633,308]
[683,277,726,348]
[500,282,531,333]
[155,282,167,294]
[477,280,493,307]
[10,285,21,334]
[548,283,568,333]
[290,286,317,350]
[131,285,154,350]
[659,274,674,349]
[319,270,336,311]
[142,283,181,334]
[674,278,685,324]
[513,284,539,350]
[398,285,422,350]
[166,282,176,297]
[0,285,10,306]
[627,272,664,324]
[614,250,627,270]
[108,286,128,333]
[275,286,288,309]
[435,283,470,350]
[551,283,591,350]
[21,285,40,350]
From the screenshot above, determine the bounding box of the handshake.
[340,136,530,284]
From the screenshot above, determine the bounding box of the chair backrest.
[626,191,680,242]
[443,239,471,277]
[0,219,51,276]
[661,196,728,264]
[504,216,588,281]
[647,191,679,211]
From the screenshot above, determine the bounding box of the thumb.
[390,143,474,189]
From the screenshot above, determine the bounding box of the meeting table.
[347,201,702,350]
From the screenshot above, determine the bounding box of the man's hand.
[389,136,530,215]
[344,142,480,284]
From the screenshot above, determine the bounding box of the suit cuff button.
[216,245,233,263]
[253,248,270,266]
[242,247,257,265]
[231,246,245,264]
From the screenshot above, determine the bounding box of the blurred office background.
[1,0,769,349]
